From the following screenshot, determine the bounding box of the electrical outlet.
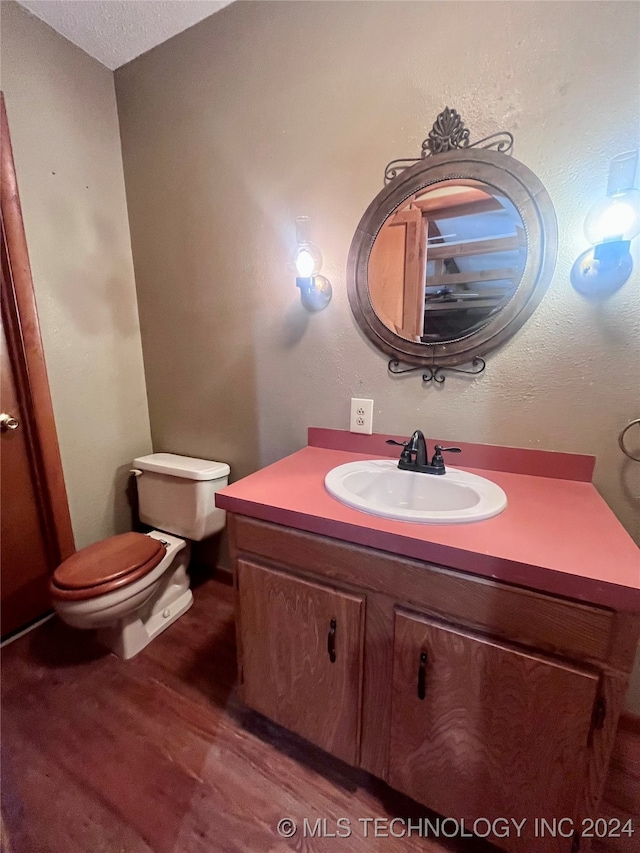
[350,398,374,435]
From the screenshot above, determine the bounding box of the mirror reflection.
[368,180,527,343]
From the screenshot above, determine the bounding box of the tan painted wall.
[1,2,152,549]
[115,0,639,705]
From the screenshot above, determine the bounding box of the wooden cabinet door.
[389,609,600,853]
[237,560,365,764]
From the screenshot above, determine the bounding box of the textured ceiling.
[16,1,234,70]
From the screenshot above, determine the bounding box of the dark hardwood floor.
[1,577,637,853]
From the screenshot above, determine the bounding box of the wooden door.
[236,560,365,764]
[368,218,406,332]
[1,318,53,634]
[388,609,600,853]
[0,94,74,637]
[368,205,427,340]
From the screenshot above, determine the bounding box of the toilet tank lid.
[134,453,230,481]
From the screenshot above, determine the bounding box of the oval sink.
[325,459,507,524]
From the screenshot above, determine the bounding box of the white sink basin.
[325,459,507,524]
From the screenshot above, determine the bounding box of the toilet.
[50,453,230,660]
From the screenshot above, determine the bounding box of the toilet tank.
[133,453,230,541]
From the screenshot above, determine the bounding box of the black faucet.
[386,431,462,475]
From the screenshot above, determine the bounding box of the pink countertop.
[216,430,640,612]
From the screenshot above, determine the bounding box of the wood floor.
[1,577,637,853]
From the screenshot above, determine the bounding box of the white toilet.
[50,453,230,659]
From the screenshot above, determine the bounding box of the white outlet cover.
[350,398,374,435]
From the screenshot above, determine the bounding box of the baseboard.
[214,566,234,586]
[1,612,54,647]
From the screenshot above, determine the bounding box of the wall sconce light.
[294,216,332,311]
[571,151,640,295]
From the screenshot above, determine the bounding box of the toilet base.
[98,588,193,659]
[97,534,192,659]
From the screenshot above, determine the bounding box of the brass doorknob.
[0,413,19,431]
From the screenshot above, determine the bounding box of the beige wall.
[115,1,640,708]
[1,2,152,549]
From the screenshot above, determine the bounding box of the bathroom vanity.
[216,429,640,853]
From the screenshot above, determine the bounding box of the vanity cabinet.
[229,514,640,853]
[236,560,365,764]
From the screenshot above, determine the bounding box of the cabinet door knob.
[327,618,337,663]
[417,650,428,700]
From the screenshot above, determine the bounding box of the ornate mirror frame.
[347,110,558,378]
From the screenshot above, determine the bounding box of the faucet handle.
[386,438,409,447]
[386,437,414,464]
[431,444,462,470]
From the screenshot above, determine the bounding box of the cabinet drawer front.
[237,560,365,765]
[389,610,600,853]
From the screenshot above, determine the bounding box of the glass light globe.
[294,242,323,276]
[584,190,640,243]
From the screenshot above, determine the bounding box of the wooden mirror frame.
[347,148,558,368]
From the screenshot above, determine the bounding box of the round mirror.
[348,147,558,369]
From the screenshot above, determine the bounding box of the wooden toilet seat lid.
[52,532,166,592]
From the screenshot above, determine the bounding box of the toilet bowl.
[50,453,229,659]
